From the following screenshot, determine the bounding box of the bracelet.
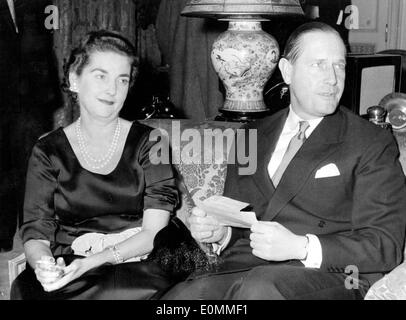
[109,245,124,264]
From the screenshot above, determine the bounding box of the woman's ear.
[69,72,79,93]
[278,58,292,85]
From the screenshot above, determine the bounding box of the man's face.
[281,31,346,120]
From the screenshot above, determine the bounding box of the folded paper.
[196,195,257,228]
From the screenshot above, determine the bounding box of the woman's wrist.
[84,248,113,269]
[109,245,124,264]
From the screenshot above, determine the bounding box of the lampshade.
[181,0,304,19]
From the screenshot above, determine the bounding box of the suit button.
[318,220,326,228]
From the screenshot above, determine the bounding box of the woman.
[10,30,179,300]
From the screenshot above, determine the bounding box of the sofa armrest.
[8,253,26,289]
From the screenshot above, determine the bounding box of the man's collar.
[287,105,324,135]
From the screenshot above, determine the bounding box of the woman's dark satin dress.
[11,121,179,300]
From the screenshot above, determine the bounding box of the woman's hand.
[41,258,88,292]
[34,256,65,289]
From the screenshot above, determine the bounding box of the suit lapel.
[2,0,18,33]
[264,109,346,221]
[251,110,288,200]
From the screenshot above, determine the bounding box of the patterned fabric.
[140,119,243,224]
[365,260,406,300]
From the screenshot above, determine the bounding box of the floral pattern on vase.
[211,21,279,112]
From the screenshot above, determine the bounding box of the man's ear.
[278,58,292,85]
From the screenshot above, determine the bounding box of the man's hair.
[283,21,346,63]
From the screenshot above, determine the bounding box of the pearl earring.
[71,82,78,92]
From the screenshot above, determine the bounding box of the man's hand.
[250,221,308,261]
[188,207,228,244]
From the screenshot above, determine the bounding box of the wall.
[399,0,406,49]
[348,0,405,53]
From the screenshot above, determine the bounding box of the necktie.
[272,121,310,187]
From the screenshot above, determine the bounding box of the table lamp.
[181,0,303,121]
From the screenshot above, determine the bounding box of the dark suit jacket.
[0,1,20,103]
[220,106,406,283]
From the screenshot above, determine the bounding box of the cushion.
[140,119,242,224]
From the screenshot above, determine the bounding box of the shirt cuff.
[212,226,232,255]
[301,234,322,268]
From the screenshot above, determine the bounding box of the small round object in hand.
[36,256,64,275]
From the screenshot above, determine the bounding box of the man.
[0,0,56,252]
[162,22,406,300]
[0,0,21,252]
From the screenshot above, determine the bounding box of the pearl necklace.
[75,117,121,170]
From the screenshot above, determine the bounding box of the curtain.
[156,0,226,121]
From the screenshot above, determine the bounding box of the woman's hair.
[283,21,346,64]
[62,30,139,93]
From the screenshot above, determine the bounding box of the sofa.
[139,119,243,225]
[364,127,406,300]
[7,118,406,299]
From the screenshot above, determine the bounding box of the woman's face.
[70,50,132,121]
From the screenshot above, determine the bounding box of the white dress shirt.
[268,106,323,268]
[268,106,322,178]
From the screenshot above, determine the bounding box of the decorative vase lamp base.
[211,20,279,121]
[181,0,304,122]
